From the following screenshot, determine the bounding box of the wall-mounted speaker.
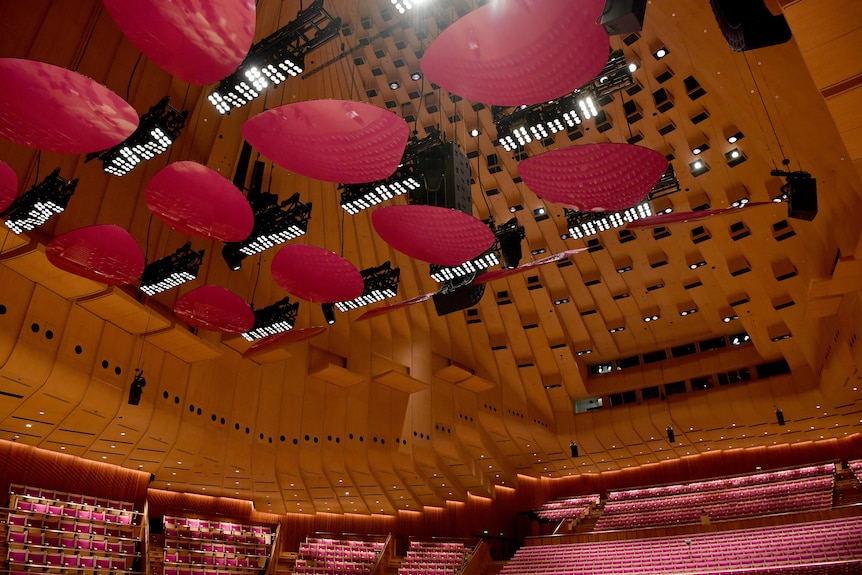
[600,0,648,35]
[709,0,792,52]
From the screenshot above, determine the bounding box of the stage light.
[208,0,341,114]
[469,128,481,137]
[725,148,747,167]
[391,0,422,14]
[2,168,78,234]
[128,370,146,406]
[223,192,311,270]
[388,80,400,90]
[726,131,744,144]
[335,261,400,312]
[430,248,500,283]
[241,296,300,341]
[689,159,710,176]
[666,426,675,442]
[410,72,422,81]
[85,97,187,176]
[566,200,653,240]
[653,46,670,59]
[139,242,204,296]
[322,303,336,325]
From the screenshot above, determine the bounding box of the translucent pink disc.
[628,204,770,228]
[242,326,327,358]
[0,58,138,154]
[102,0,255,85]
[174,285,254,334]
[420,0,609,106]
[271,245,363,303]
[520,143,669,212]
[0,160,17,213]
[46,225,145,285]
[356,292,436,322]
[241,100,409,184]
[475,248,587,284]
[372,205,495,267]
[145,161,253,242]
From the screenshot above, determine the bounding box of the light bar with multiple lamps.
[139,242,204,296]
[335,261,400,312]
[241,296,300,341]
[430,247,499,283]
[2,168,78,234]
[208,0,341,114]
[567,201,657,240]
[85,97,187,176]
[222,192,312,270]
[494,50,633,152]
[428,216,526,282]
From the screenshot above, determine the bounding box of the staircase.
[573,506,604,533]
[274,551,297,575]
[833,468,862,507]
[482,560,507,575]
[147,534,165,575]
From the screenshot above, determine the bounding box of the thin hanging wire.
[742,53,790,168]
[125,53,143,101]
[72,4,100,72]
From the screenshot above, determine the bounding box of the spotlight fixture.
[2,168,78,234]
[725,148,747,167]
[128,369,146,406]
[139,242,205,296]
[726,131,744,144]
[679,307,698,316]
[653,45,670,59]
[575,349,592,356]
[469,128,481,137]
[430,247,500,283]
[608,326,626,334]
[691,142,709,155]
[722,314,739,323]
[689,159,710,176]
[388,80,400,90]
[628,61,639,72]
[85,97,187,176]
[335,261,400,312]
[321,302,336,325]
[222,192,311,270]
[391,0,420,14]
[208,0,341,114]
[730,332,751,346]
[666,426,675,443]
[339,129,442,215]
[566,200,654,240]
[494,50,632,152]
[241,296,300,341]
[410,71,422,81]
[643,314,660,322]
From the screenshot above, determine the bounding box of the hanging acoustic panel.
[102,0,255,85]
[271,245,363,303]
[0,160,17,213]
[242,325,327,358]
[520,143,669,212]
[0,58,138,154]
[628,203,769,228]
[145,161,254,242]
[46,225,145,285]
[173,285,254,333]
[241,100,409,184]
[372,205,495,267]
[420,0,608,106]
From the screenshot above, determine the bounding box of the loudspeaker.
[412,142,472,215]
[787,175,818,221]
[776,409,785,426]
[709,0,792,52]
[600,0,648,35]
[570,442,579,458]
[666,426,676,443]
[433,282,486,316]
[232,140,253,190]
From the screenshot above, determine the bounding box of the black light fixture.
[128,370,146,406]
[775,408,785,426]
[772,169,817,221]
[430,247,500,283]
[388,80,400,90]
[653,45,670,59]
[241,296,300,341]
[410,71,422,81]
[689,159,710,176]
[222,192,312,270]
[495,217,526,269]
[566,201,655,240]
[494,50,633,152]
[569,441,579,458]
[666,425,675,443]
[321,302,336,325]
[2,168,78,235]
[339,129,443,215]
[335,261,400,312]
[139,242,204,296]
[85,97,187,176]
[725,148,747,167]
[208,0,341,114]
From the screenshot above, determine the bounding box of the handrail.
[370,532,392,575]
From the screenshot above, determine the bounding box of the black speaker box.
[709,0,792,52]
[601,0,648,35]
[412,142,472,215]
[433,282,486,316]
[787,176,817,221]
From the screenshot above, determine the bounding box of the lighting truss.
[494,50,633,151]
[2,168,78,234]
[85,97,187,176]
[430,247,499,283]
[208,0,341,114]
[428,216,526,282]
[566,201,654,240]
[335,261,400,312]
[339,130,443,215]
[222,192,312,270]
[139,242,204,296]
[241,296,300,341]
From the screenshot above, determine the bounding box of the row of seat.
[164,516,271,535]
[399,541,467,575]
[163,569,260,575]
[6,549,133,572]
[295,538,385,575]
[7,527,137,555]
[8,513,137,539]
[164,527,269,546]
[163,551,265,570]
[9,484,137,513]
[164,536,268,556]
[12,497,136,526]
[606,463,835,501]
[160,516,274,575]
[534,494,600,522]
[507,516,862,575]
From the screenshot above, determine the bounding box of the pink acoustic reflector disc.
[102,0,255,85]
[271,245,363,303]
[355,292,436,322]
[145,161,254,242]
[46,225,145,285]
[174,285,254,334]
[0,161,17,213]
[241,100,409,184]
[520,143,669,212]
[372,205,495,267]
[475,248,588,285]
[0,58,138,154]
[420,0,608,106]
[627,204,770,228]
[242,326,327,358]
